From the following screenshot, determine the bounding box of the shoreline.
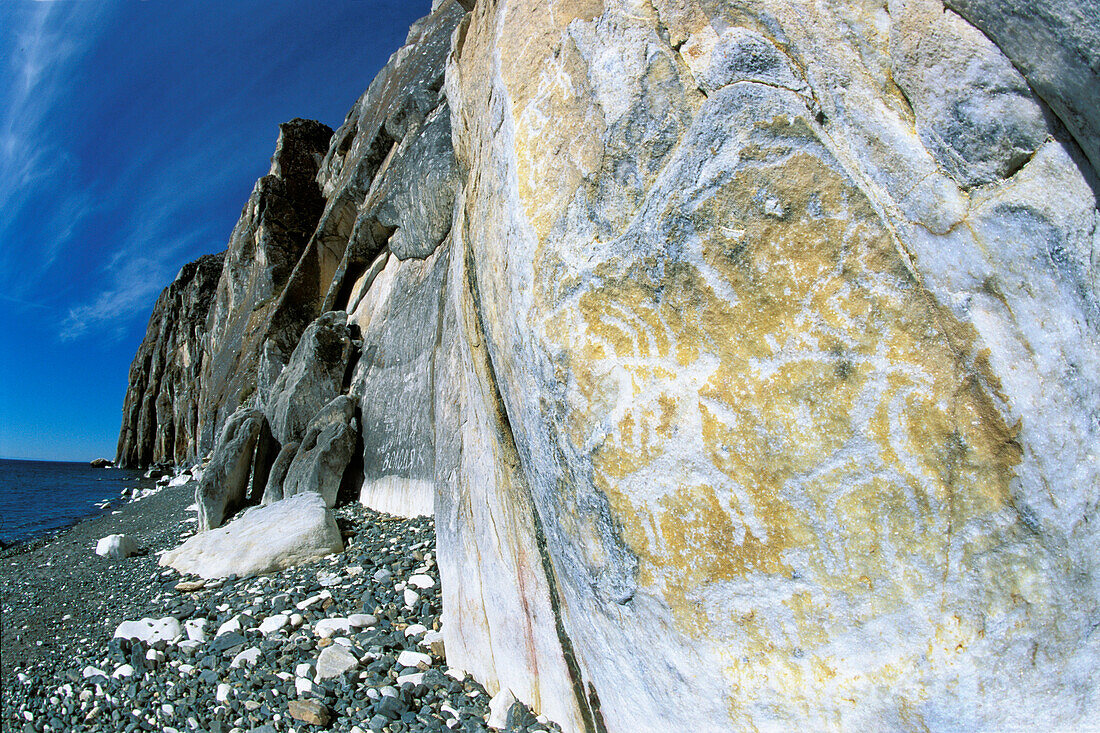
[1,480,194,684]
[1,481,559,732]
[0,462,165,551]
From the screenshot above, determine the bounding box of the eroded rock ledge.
[119,0,1100,730]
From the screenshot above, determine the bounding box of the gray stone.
[943,0,1100,180]
[891,0,1049,187]
[261,441,299,505]
[281,395,358,507]
[265,311,355,445]
[195,407,268,531]
[367,104,461,260]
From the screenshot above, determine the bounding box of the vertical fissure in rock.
[461,238,605,733]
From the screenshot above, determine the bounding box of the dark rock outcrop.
[281,395,357,507]
[264,311,355,445]
[116,253,224,467]
[196,408,272,531]
[197,119,334,451]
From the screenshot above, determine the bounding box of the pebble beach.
[1,477,557,733]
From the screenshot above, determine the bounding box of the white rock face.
[437,0,1100,730]
[347,614,376,628]
[113,617,181,645]
[230,648,261,668]
[95,534,137,559]
[184,619,207,642]
[159,492,343,579]
[314,618,351,639]
[81,666,107,680]
[258,614,289,636]
[396,650,431,669]
[216,617,241,637]
[408,574,435,589]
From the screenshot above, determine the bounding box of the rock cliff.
[120,0,1100,730]
[117,252,224,467]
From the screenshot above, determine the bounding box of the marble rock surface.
[441,0,1100,730]
[161,492,343,579]
[119,0,1099,729]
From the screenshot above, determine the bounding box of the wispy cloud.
[57,122,256,341]
[0,1,106,289]
[0,3,261,342]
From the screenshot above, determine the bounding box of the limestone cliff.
[120,0,1100,730]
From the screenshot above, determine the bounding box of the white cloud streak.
[0,4,264,342]
[0,2,105,288]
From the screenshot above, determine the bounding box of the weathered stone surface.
[195,407,269,531]
[442,0,1100,730]
[349,248,448,518]
[114,0,1099,729]
[943,0,1100,180]
[281,395,358,508]
[891,0,1048,187]
[161,492,343,579]
[197,119,333,450]
[264,311,354,445]
[261,441,299,505]
[116,253,224,467]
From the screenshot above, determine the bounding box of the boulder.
[195,407,271,531]
[160,492,343,579]
[261,441,299,505]
[281,395,357,507]
[264,312,355,445]
[90,458,113,468]
[95,534,137,559]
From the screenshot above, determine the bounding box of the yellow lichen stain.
[540,99,1026,711]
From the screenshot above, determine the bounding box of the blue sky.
[0,0,431,461]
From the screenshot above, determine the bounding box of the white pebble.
[258,614,289,636]
[396,650,431,669]
[408,574,435,589]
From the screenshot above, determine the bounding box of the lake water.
[0,459,158,546]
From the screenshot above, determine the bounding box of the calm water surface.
[0,459,157,546]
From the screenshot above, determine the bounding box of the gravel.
[1,480,561,733]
